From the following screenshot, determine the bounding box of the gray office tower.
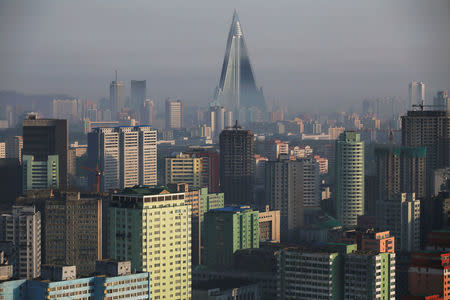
[214,11,266,123]
[131,80,146,113]
[219,123,254,205]
[22,114,68,189]
[110,72,124,118]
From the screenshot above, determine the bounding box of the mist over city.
[0,0,449,299]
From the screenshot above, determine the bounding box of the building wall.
[259,208,280,243]
[45,192,102,276]
[204,208,259,269]
[335,132,365,228]
[108,191,191,300]
[22,155,59,193]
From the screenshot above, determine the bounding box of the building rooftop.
[193,278,257,291]
[209,206,252,213]
[116,185,177,196]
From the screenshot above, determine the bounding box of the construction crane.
[81,162,103,193]
[412,99,442,111]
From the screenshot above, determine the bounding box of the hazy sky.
[0,0,449,112]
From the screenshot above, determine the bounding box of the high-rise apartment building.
[5,136,23,162]
[22,154,59,193]
[44,191,102,276]
[265,156,320,241]
[110,72,124,118]
[377,193,420,252]
[88,127,120,191]
[277,243,357,300]
[409,81,425,107]
[88,126,157,191]
[185,148,220,193]
[344,251,396,300]
[402,110,450,193]
[335,132,364,228]
[204,206,259,269]
[52,99,78,120]
[165,99,183,129]
[22,114,68,189]
[0,206,41,279]
[118,127,139,188]
[138,126,157,186]
[130,80,146,113]
[214,11,266,123]
[142,99,154,126]
[165,153,203,189]
[108,186,192,300]
[434,90,450,112]
[375,146,427,200]
[219,124,254,205]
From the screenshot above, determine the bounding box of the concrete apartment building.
[88,126,157,192]
[265,156,320,241]
[108,186,192,300]
[165,153,203,189]
[204,206,259,270]
[44,191,103,276]
[0,206,41,279]
[22,154,59,193]
[344,250,396,300]
[335,131,365,228]
[0,261,151,299]
[259,206,281,243]
[165,99,183,129]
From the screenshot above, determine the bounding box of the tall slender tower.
[335,131,364,228]
[110,71,124,118]
[219,122,254,205]
[214,11,266,123]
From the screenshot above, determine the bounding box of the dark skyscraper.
[214,11,266,123]
[402,110,450,194]
[219,123,254,205]
[22,114,68,189]
[131,80,146,113]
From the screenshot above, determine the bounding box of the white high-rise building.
[88,126,157,192]
[88,128,120,192]
[409,81,425,108]
[118,127,139,189]
[0,206,41,279]
[165,99,183,129]
[335,131,364,228]
[138,126,157,186]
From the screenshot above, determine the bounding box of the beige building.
[165,153,203,189]
[259,206,280,243]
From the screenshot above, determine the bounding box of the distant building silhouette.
[219,123,254,205]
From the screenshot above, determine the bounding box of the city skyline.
[0,0,448,112]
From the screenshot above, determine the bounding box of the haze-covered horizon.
[0,0,449,113]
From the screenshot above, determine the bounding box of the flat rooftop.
[116,185,177,196]
[209,206,252,213]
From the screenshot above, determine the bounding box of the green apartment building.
[277,243,357,300]
[22,154,59,193]
[344,250,396,299]
[335,131,365,228]
[204,206,259,269]
[108,186,192,300]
